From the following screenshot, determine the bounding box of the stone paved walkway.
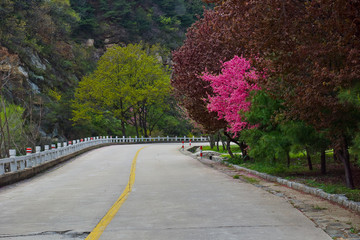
[197,157,360,240]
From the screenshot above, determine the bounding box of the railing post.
[35,146,41,155]
[0,162,5,174]
[52,144,57,160]
[57,142,62,157]
[26,147,32,168]
[10,149,16,157]
[35,146,41,165]
[26,147,32,155]
[9,149,17,172]
[44,145,50,162]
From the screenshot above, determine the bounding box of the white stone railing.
[0,136,207,176]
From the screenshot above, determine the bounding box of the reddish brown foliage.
[173,0,360,187]
[206,0,360,144]
[172,10,229,133]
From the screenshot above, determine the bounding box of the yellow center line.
[85,147,146,240]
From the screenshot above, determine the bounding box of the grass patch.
[313,205,327,210]
[206,145,360,202]
[242,175,260,184]
[240,162,360,202]
[202,145,242,154]
[225,153,360,202]
[225,154,246,165]
[233,175,240,179]
[187,146,199,153]
[350,227,359,234]
[304,179,360,202]
[239,161,309,176]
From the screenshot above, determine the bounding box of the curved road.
[0,144,331,240]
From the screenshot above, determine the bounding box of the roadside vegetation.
[202,145,360,202]
[172,0,360,190]
[0,0,207,156]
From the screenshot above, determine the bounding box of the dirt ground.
[198,157,360,240]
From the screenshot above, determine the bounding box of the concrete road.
[0,144,331,240]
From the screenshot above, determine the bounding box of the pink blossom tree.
[201,56,261,136]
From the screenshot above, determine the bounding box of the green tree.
[72,43,171,137]
[241,91,291,164]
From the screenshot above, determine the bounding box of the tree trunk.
[333,150,340,163]
[226,137,234,158]
[209,134,215,149]
[305,148,313,171]
[221,136,227,151]
[240,141,248,159]
[143,107,148,137]
[0,104,5,158]
[223,131,248,158]
[216,132,220,151]
[287,151,291,168]
[139,111,145,137]
[133,112,139,138]
[121,120,126,137]
[2,98,11,155]
[321,149,326,175]
[120,100,126,137]
[337,140,354,189]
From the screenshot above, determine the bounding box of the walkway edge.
[184,148,360,214]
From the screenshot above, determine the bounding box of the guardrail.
[0,136,207,176]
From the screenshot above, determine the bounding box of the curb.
[228,164,360,214]
[189,149,360,214]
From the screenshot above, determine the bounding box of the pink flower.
[201,56,262,135]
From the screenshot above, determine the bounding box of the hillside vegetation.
[0,0,207,156]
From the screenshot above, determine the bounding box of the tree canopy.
[72,43,171,137]
[172,0,360,188]
[201,56,261,135]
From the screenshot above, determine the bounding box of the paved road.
[0,144,331,240]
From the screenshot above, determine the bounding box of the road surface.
[0,143,331,239]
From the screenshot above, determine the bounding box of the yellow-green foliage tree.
[72,43,171,137]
